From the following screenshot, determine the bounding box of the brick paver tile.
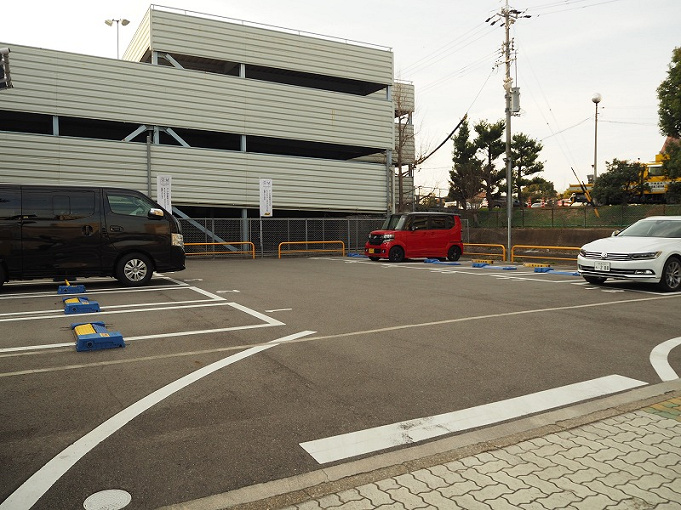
[439,479,483,499]
[516,474,562,495]
[582,479,631,503]
[532,464,573,482]
[572,494,617,509]
[335,500,374,510]
[624,439,668,457]
[468,483,513,503]
[545,453,588,472]
[393,473,431,495]
[317,493,343,508]
[543,432,582,450]
[374,503,408,510]
[605,459,650,478]
[337,489,365,503]
[503,461,542,478]
[650,485,681,502]
[428,465,468,485]
[488,449,525,467]
[446,494,493,510]
[572,454,619,474]
[384,486,428,509]
[486,471,530,492]
[551,475,598,499]
[534,490,583,508]
[412,469,449,490]
[377,479,402,492]
[564,467,603,484]
[459,469,497,488]
[357,483,396,507]
[502,487,546,507]
[420,489,461,509]
[616,482,668,505]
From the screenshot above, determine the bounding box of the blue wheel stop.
[72,322,125,352]
[63,296,101,314]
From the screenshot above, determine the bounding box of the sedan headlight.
[630,251,661,260]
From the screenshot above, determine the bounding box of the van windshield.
[381,214,408,230]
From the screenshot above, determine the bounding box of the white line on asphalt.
[650,336,681,381]
[0,300,232,323]
[265,308,293,312]
[0,302,285,355]
[0,330,316,510]
[300,375,647,464]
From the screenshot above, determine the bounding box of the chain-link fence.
[459,203,681,229]
[180,217,386,258]
[179,216,472,258]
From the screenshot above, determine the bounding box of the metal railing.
[511,245,581,264]
[278,241,345,258]
[464,243,506,261]
[185,241,256,259]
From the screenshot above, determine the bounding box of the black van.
[0,184,185,287]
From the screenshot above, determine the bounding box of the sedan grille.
[580,250,633,261]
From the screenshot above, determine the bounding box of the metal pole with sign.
[157,175,172,213]
[259,179,273,257]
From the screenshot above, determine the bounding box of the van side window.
[0,189,21,220]
[412,216,428,230]
[22,191,95,220]
[430,216,447,229]
[107,193,154,217]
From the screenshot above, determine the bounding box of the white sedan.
[577,216,681,292]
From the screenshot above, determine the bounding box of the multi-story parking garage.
[0,5,415,219]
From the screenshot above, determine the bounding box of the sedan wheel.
[659,256,681,292]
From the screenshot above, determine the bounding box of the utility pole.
[487,1,529,260]
[503,2,513,259]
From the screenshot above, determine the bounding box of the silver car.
[577,216,681,292]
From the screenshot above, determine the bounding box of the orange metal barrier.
[463,243,507,261]
[185,241,255,259]
[278,240,345,258]
[511,244,580,263]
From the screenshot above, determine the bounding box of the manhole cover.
[83,489,132,510]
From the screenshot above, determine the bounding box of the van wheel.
[658,256,681,292]
[388,246,404,262]
[584,276,607,285]
[116,253,153,286]
[369,257,380,261]
[447,245,462,261]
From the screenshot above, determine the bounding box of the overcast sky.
[3,0,679,195]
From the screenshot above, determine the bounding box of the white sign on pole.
[157,175,172,212]
[260,178,273,217]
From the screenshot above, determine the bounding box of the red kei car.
[365,212,464,262]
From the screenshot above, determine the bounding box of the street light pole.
[104,18,130,59]
[592,93,602,182]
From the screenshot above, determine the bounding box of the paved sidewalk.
[279,400,681,509]
[161,381,681,510]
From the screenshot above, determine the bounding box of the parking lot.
[1,256,680,509]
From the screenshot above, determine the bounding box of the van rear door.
[20,187,103,278]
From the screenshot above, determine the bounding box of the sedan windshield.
[619,219,681,238]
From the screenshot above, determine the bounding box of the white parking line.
[0,330,316,510]
[300,375,647,464]
[650,336,681,381]
[0,302,285,355]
